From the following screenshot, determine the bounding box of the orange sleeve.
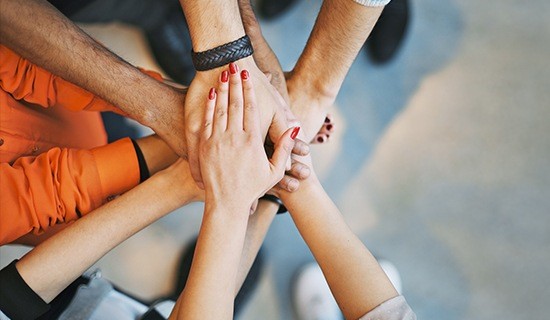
[0,45,163,115]
[0,138,140,245]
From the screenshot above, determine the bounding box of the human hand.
[184,58,290,189]
[157,158,204,204]
[238,0,289,104]
[198,67,299,210]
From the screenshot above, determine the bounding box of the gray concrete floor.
[1,0,549,319]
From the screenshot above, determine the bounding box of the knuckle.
[229,100,242,110]
[244,103,256,112]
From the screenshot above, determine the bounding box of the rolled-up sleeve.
[0,138,140,245]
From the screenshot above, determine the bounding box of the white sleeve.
[358,296,417,320]
[352,0,392,7]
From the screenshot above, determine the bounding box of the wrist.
[182,1,246,53]
[279,173,321,204]
[154,166,201,207]
[287,72,337,109]
[204,197,251,219]
[195,55,257,75]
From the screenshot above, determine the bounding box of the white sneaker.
[378,259,403,294]
[292,263,342,320]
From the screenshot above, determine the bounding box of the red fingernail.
[325,117,330,123]
[326,124,333,131]
[291,127,301,140]
[241,70,249,80]
[208,88,216,100]
[229,62,238,74]
[221,71,229,83]
[317,136,324,143]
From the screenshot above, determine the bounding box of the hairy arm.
[177,0,290,188]
[0,0,187,155]
[288,0,384,140]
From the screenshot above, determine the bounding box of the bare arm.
[278,151,397,320]
[135,135,180,175]
[0,0,187,155]
[15,159,201,303]
[177,0,290,188]
[170,66,296,318]
[288,0,384,141]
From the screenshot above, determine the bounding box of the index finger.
[242,70,260,135]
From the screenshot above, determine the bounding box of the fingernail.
[317,136,324,143]
[229,62,238,74]
[221,71,229,83]
[326,124,333,131]
[300,167,311,179]
[325,117,330,123]
[291,127,301,140]
[241,70,249,80]
[288,179,299,192]
[208,88,216,100]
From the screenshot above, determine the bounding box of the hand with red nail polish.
[183,57,292,191]
[198,69,298,211]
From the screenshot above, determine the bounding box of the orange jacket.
[0,45,163,245]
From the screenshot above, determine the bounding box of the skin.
[277,155,399,319]
[179,0,291,189]
[15,158,202,303]
[171,65,296,319]
[176,71,400,319]
[11,70,399,320]
[11,71,296,313]
[0,0,188,156]
[288,0,384,141]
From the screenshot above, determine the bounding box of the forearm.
[15,168,196,303]
[280,177,397,320]
[235,199,279,293]
[135,135,179,175]
[291,0,383,101]
[0,0,185,143]
[173,203,249,319]
[179,0,245,52]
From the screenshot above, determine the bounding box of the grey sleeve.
[358,296,417,320]
[352,0,392,6]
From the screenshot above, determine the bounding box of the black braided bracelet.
[259,194,288,214]
[191,35,254,71]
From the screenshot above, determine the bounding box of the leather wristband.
[259,194,288,214]
[191,35,254,71]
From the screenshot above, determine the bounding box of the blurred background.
[1,0,549,319]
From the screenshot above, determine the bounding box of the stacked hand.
[185,57,290,189]
[198,64,300,211]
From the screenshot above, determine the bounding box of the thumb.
[270,127,300,176]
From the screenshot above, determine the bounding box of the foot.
[366,0,410,64]
[311,114,335,144]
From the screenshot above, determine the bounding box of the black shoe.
[171,237,265,317]
[145,4,195,85]
[258,0,300,20]
[366,0,410,64]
